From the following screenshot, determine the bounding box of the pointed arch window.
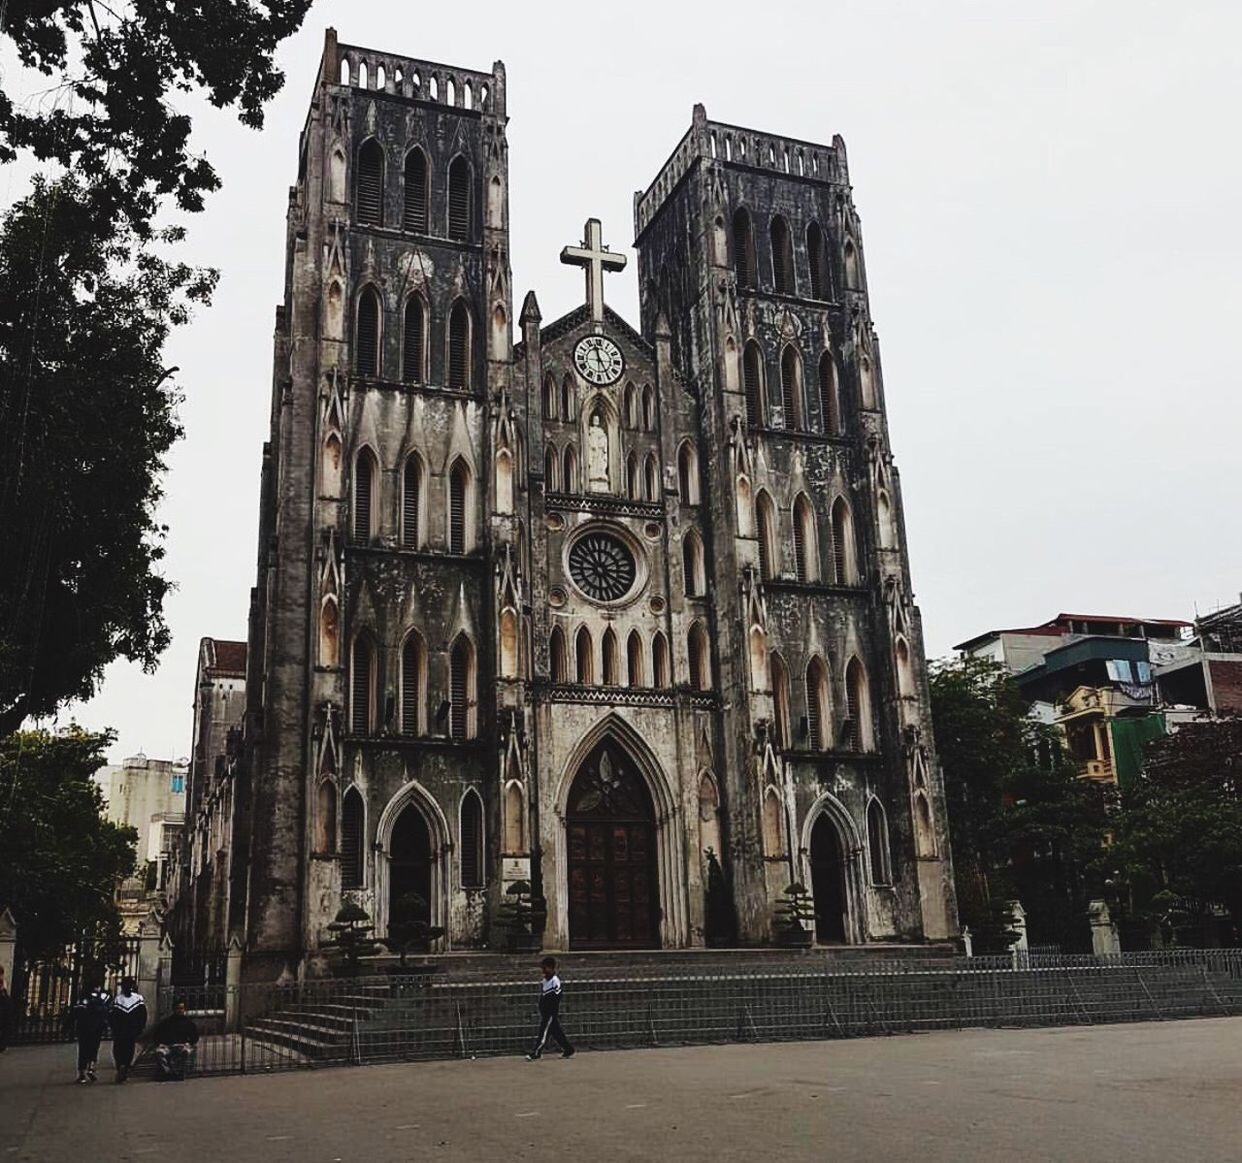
[831,497,857,585]
[806,657,831,750]
[644,453,660,502]
[844,238,860,289]
[652,631,671,688]
[402,295,427,383]
[460,790,485,888]
[793,493,818,582]
[562,444,578,493]
[819,352,841,436]
[627,629,645,687]
[770,215,795,294]
[449,458,471,554]
[341,787,364,888]
[623,383,637,428]
[449,635,475,741]
[403,148,429,233]
[877,490,896,550]
[914,791,936,858]
[807,222,830,299]
[743,340,765,428]
[543,374,558,420]
[355,139,383,226]
[688,622,710,690]
[845,657,873,751]
[401,631,426,735]
[350,634,376,734]
[780,345,805,430]
[322,431,343,497]
[642,384,656,432]
[448,300,471,391]
[448,156,471,240]
[602,628,619,686]
[319,597,339,668]
[401,454,422,548]
[756,491,777,581]
[677,442,700,505]
[574,626,594,685]
[549,626,568,683]
[626,453,639,500]
[355,287,381,377]
[762,787,784,857]
[504,780,525,853]
[683,529,706,597]
[315,780,338,855]
[732,207,756,288]
[859,355,876,410]
[770,653,791,749]
[561,376,575,421]
[896,635,915,698]
[353,448,377,541]
[544,444,559,492]
[867,798,892,885]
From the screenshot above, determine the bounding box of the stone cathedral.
[228,30,957,978]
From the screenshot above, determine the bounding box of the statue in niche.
[587,414,609,492]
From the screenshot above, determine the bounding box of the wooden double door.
[566,739,660,949]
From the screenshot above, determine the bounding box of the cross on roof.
[560,218,627,322]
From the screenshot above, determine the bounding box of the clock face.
[573,335,625,386]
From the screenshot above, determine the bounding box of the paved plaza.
[4,1018,1242,1161]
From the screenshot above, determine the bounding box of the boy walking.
[525,956,574,1061]
[110,977,147,1082]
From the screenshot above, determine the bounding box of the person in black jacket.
[525,956,574,1061]
[150,999,199,1081]
[110,977,147,1082]
[72,981,111,1083]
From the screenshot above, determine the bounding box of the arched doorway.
[810,813,847,943]
[566,738,660,949]
[389,803,433,928]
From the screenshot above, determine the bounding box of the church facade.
[226,30,957,978]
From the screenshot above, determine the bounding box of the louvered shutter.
[356,291,379,378]
[448,158,470,240]
[356,142,382,226]
[402,458,420,547]
[403,150,428,232]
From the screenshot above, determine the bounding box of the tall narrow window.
[642,384,656,432]
[550,626,568,683]
[626,453,639,500]
[877,490,896,549]
[732,208,756,288]
[807,222,829,299]
[602,628,619,686]
[844,239,860,289]
[355,287,381,377]
[688,623,710,690]
[351,635,375,734]
[448,300,470,391]
[627,630,644,687]
[743,341,764,427]
[860,355,876,410]
[403,295,426,383]
[780,345,804,430]
[448,156,471,240]
[341,787,364,888]
[806,657,830,750]
[401,631,425,735]
[756,491,777,581]
[448,459,470,553]
[449,636,474,741]
[867,799,892,884]
[403,147,428,232]
[831,497,856,584]
[793,493,818,582]
[353,448,377,541]
[355,139,382,226]
[562,444,578,493]
[644,454,659,503]
[896,635,915,698]
[460,790,484,888]
[543,374,557,419]
[845,657,872,751]
[575,626,594,684]
[623,383,637,428]
[771,215,794,294]
[819,352,841,436]
[402,455,421,548]
[561,376,575,421]
[677,442,699,505]
[683,529,706,596]
[652,632,671,688]
[770,654,791,749]
[544,445,559,492]
[316,780,338,855]
[320,597,339,668]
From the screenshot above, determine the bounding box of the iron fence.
[146,948,1242,1078]
[12,937,143,1044]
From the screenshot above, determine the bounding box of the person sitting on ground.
[110,977,147,1083]
[149,999,199,1081]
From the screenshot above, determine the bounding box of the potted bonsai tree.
[387,891,446,969]
[326,901,383,977]
[499,880,540,953]
[773,883,816,948]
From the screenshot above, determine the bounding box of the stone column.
[0,907,16,993]
[135,912,163,1014]
[225,935,243,1032]
[1008,900,1028,969]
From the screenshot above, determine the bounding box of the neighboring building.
[165,639,247,965]
[96,754,188,931]
[215,31,957,979]
[957,609,1241,786]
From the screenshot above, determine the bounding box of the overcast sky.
[17,1,1240,762]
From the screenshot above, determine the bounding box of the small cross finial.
[560,218,627,322]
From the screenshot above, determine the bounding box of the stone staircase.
[244,984,393,1063]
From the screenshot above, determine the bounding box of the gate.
[12,936,143,1043]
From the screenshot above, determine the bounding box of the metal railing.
[145,948,1242,1078]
